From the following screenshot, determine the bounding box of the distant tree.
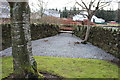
[95,10,116,21]
[95,9,105,19]
[60,7,80,18]
[67,7,80,18]
[61,7,68,18]
[118,2,120,23]
[59,10,61,13]
[76,0,111,43]
[55,8,58,11]
[37,0,48,18]
[73,7,77,11]
[49,8,58,11]
[7,1,43,79]
[117,9,120,23]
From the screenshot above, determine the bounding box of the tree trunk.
[9,2,43,78]
[81,18,91,44]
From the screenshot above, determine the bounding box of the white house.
[73,11,105,24]
[73,14,87,21]
[91,15,105,24]
[44,9,60,18]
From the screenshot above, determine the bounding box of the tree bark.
[81,17,91,44]
[83,25,90,41]
[8,2,43,78]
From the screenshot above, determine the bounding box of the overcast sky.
[29,0,119,11]
[1,0,119,11]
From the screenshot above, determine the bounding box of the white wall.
[73,11,105,23]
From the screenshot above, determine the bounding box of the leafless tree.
[32,0,48,18]
[37,0,48,18]
[76,0,112,43]
[30,0,48,23]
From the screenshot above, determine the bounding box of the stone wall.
[74,25,120,59]
[2,24,59,50]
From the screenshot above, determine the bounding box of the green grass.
[1,56,119,79]
[2,57,13,78]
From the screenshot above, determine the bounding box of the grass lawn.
[1,56,119,79]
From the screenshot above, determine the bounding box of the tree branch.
[89,0,96,10]
[99,3,110,9]
[95,0,101,10]
[79,13,88,18]
[99,1,111,8]
[81,0,89,10]
[76,2,86,9]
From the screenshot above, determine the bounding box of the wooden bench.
[59,27,75,31]
[58,27,75,35]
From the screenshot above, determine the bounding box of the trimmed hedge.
[74,25,120,59]
[30,24,59,40]
[2,24,59,50]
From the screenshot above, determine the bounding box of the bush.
[1,23,59,50]
[74,25,120,59]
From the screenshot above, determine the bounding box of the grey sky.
[1,0,119,10]
[29,0,119,11]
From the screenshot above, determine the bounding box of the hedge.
[74,25,120,59]
[1,23,59,50]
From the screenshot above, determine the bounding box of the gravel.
[0,33,119,62]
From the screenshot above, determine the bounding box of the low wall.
[74,25,120,59]
[2,24,59,50]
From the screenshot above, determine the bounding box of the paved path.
[0,33,119,62]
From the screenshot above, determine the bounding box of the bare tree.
[32,0,48,18]
[76,0,111,43]
[7,1,43,79]
[37,0,46,18]
[30,0,48,23]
